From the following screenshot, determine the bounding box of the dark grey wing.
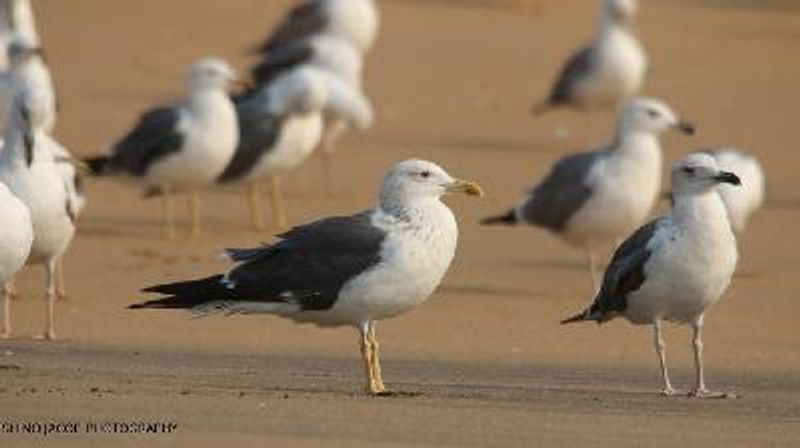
[546,45,593,106]
[519,151,604,231]
[136,211,387,312]
[251,41,314,86]
[257,1,327,55]
[217,94,284,183]
[107,107,183,176]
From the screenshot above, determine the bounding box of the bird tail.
[481,210,518,226]
[131,275,231,311]
[84,156,112,176]
[560,308,591,325]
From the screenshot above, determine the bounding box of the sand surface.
[1,0,799,446]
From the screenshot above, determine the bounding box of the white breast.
[243,112,323,182]
[627,199,738,325]
[577,28,646,108]
[328,204,458,326]
[0,182,33,282]
[0,133,75,264]
[145,92,238,191]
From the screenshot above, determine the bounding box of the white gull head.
[187,57,238,92]
[618,97,694,137]
[672,152,741,196]
[378,159,483,214]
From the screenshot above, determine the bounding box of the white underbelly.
[244,114,322,182]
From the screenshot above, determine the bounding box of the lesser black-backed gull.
[219,67,327,230]
[562,153,741,398]
[85,57,240,239]
[131,159,483,395]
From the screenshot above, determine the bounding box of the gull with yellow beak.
[131,159,483,395]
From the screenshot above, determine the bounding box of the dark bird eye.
[683,167,695,174]
[420,170,431,178]
[647,109,659,118]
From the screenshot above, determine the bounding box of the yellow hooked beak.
[446,179,484,197]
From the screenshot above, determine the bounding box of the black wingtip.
[560,309,591,325]
[481,210,517,226]
[84,156,110,176]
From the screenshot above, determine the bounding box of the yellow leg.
[246,183,266,231]
[1,281,12,339]
[188,190,202,239]
[267,177,287,230]
[367,322,386,393]
[359,326,377,394]
[161,188,177,240]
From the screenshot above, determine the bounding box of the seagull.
[707,148,765,235]
[220,65,372,230]
[85,57,240,239]
[0,92,77,340]
[484,97,693,288]
[0,181,33,339]
[562,153,741,399]
[219,67,327,230]
[0,0,39,71]
[130,159,483,395]
[533,0,646,115]
[252,0,379,193]
[256,0,380,58]
[0,34,56,134]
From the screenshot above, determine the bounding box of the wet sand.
[1,0,799,446]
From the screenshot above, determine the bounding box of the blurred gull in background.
[85,58,240,240]
[0,92,78,340]
[484,97,694,289]
[218,66,329,230]
[250,0,379,193]
[533,0,647,116]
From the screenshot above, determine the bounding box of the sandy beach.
[1,0,799,446]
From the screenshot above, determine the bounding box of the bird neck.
[673,190,733,239]
[185,88,230,114]
[613,130,660,154]
[378,196,446,225]
[597,12,635,39]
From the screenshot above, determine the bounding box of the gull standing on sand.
[219,67,324,230]
[85,58,240,239]
[0,181,32,339]
[252,0,379,192]
[131,159,483,395]
[220,65,374,230]
[534,0,646,115]
[484,97,694,288]
[0,93,77,340]
[707,148,765,234]
[562,153,741,398]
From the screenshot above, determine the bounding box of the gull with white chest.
[131,159,483,395]
[562,153,741,398]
